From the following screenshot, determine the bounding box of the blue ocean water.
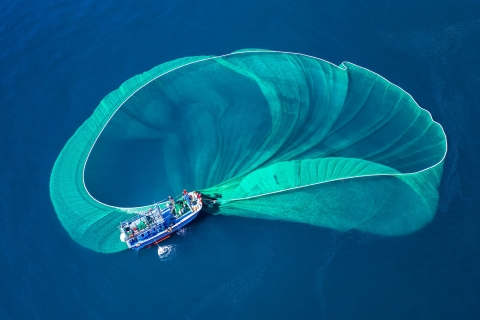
[1,0,479,318]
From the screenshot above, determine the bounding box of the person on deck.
[168,196,176,216]
[196,192,202,204]
[181,201,188,214]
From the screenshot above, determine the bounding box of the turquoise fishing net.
[50,50,446,253]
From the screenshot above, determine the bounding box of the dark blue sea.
[1,0,480,318]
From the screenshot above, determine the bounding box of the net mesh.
[50,50,446,253]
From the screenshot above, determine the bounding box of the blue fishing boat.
[119,191,203,250]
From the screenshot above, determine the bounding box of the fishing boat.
[119,191,203,250]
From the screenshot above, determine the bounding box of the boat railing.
[120,200,168,226]
[121,214,144,226]
[125,220,164,240]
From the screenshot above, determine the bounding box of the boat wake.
[157,245,176,260]
[176,227,189,237]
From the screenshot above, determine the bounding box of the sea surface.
[1,0,480,319]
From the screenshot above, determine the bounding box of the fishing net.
[50,50,446,253]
